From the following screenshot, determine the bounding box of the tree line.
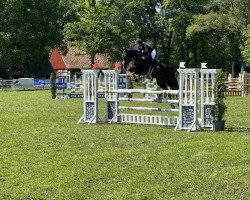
[1,0,250,74]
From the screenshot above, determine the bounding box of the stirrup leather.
[145,66,154,79]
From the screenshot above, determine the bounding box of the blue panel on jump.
[56,83,67,89]
[58,76,66,79]
[34,79,50,86]
[118,76,127,89]
[68,94,83,98]
[119,82,126,89]
[68,93,105,98]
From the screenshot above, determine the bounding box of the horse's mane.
[127,48,138,53]
[126,48,141,57]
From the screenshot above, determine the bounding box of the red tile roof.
[50,47,110,70]
[50,48,67,70]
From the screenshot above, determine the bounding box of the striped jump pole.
[118,106,179,112]
[98,89,179,95]
[118,97,179,103]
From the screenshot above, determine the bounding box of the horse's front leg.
[127,70,139,82]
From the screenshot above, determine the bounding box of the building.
[49,46,110,75]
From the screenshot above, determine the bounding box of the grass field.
[0,89,249,199]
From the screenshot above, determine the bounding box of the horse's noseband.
[123,58,135,70]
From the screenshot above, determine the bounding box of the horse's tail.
[158,62,179,90]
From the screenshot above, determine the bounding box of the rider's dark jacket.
[138,43,157,68]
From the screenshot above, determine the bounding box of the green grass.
[0,90,249,199]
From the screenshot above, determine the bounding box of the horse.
[121,48,179,103]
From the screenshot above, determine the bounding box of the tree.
[64,0,136,66]
[186,0,243,70]
[242,25,250,70]
[123,0,161,40]
[187,12,231,69]
[0,0,66,77]
[160,0,210,68]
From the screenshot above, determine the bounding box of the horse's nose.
[122,61,125,67]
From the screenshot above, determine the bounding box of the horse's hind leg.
[155,78,176,108]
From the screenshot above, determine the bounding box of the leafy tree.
[242,25,250,70]
[1,0,250,74]
[64,0,136,66]
[187,12,230,69]
[186,1,244,70]
[123,0,161,40]
[0,0,66,76]
[161,0,210,68]
[226,0,250,70]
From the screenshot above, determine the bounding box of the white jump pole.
[118,106,179,112]
[102,67,200,131]
[118,97,179,103]
[98,89,179,95]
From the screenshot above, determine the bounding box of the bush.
[212,70,227,120]
[50,72,56,96]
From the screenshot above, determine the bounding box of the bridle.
[123,55,136,71]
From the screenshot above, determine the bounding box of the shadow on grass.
[14,88,50,92]
[0,88,50,92]
[225,127,250,133]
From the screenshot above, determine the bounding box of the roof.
[49,47,110,70]
[50,48,67,70]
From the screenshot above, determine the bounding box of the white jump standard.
[77,70,99,124]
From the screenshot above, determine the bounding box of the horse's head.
[121,48,139,70]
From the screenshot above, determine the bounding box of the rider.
[135,39,158,78]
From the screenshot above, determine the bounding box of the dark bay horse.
[122,48,179,95]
